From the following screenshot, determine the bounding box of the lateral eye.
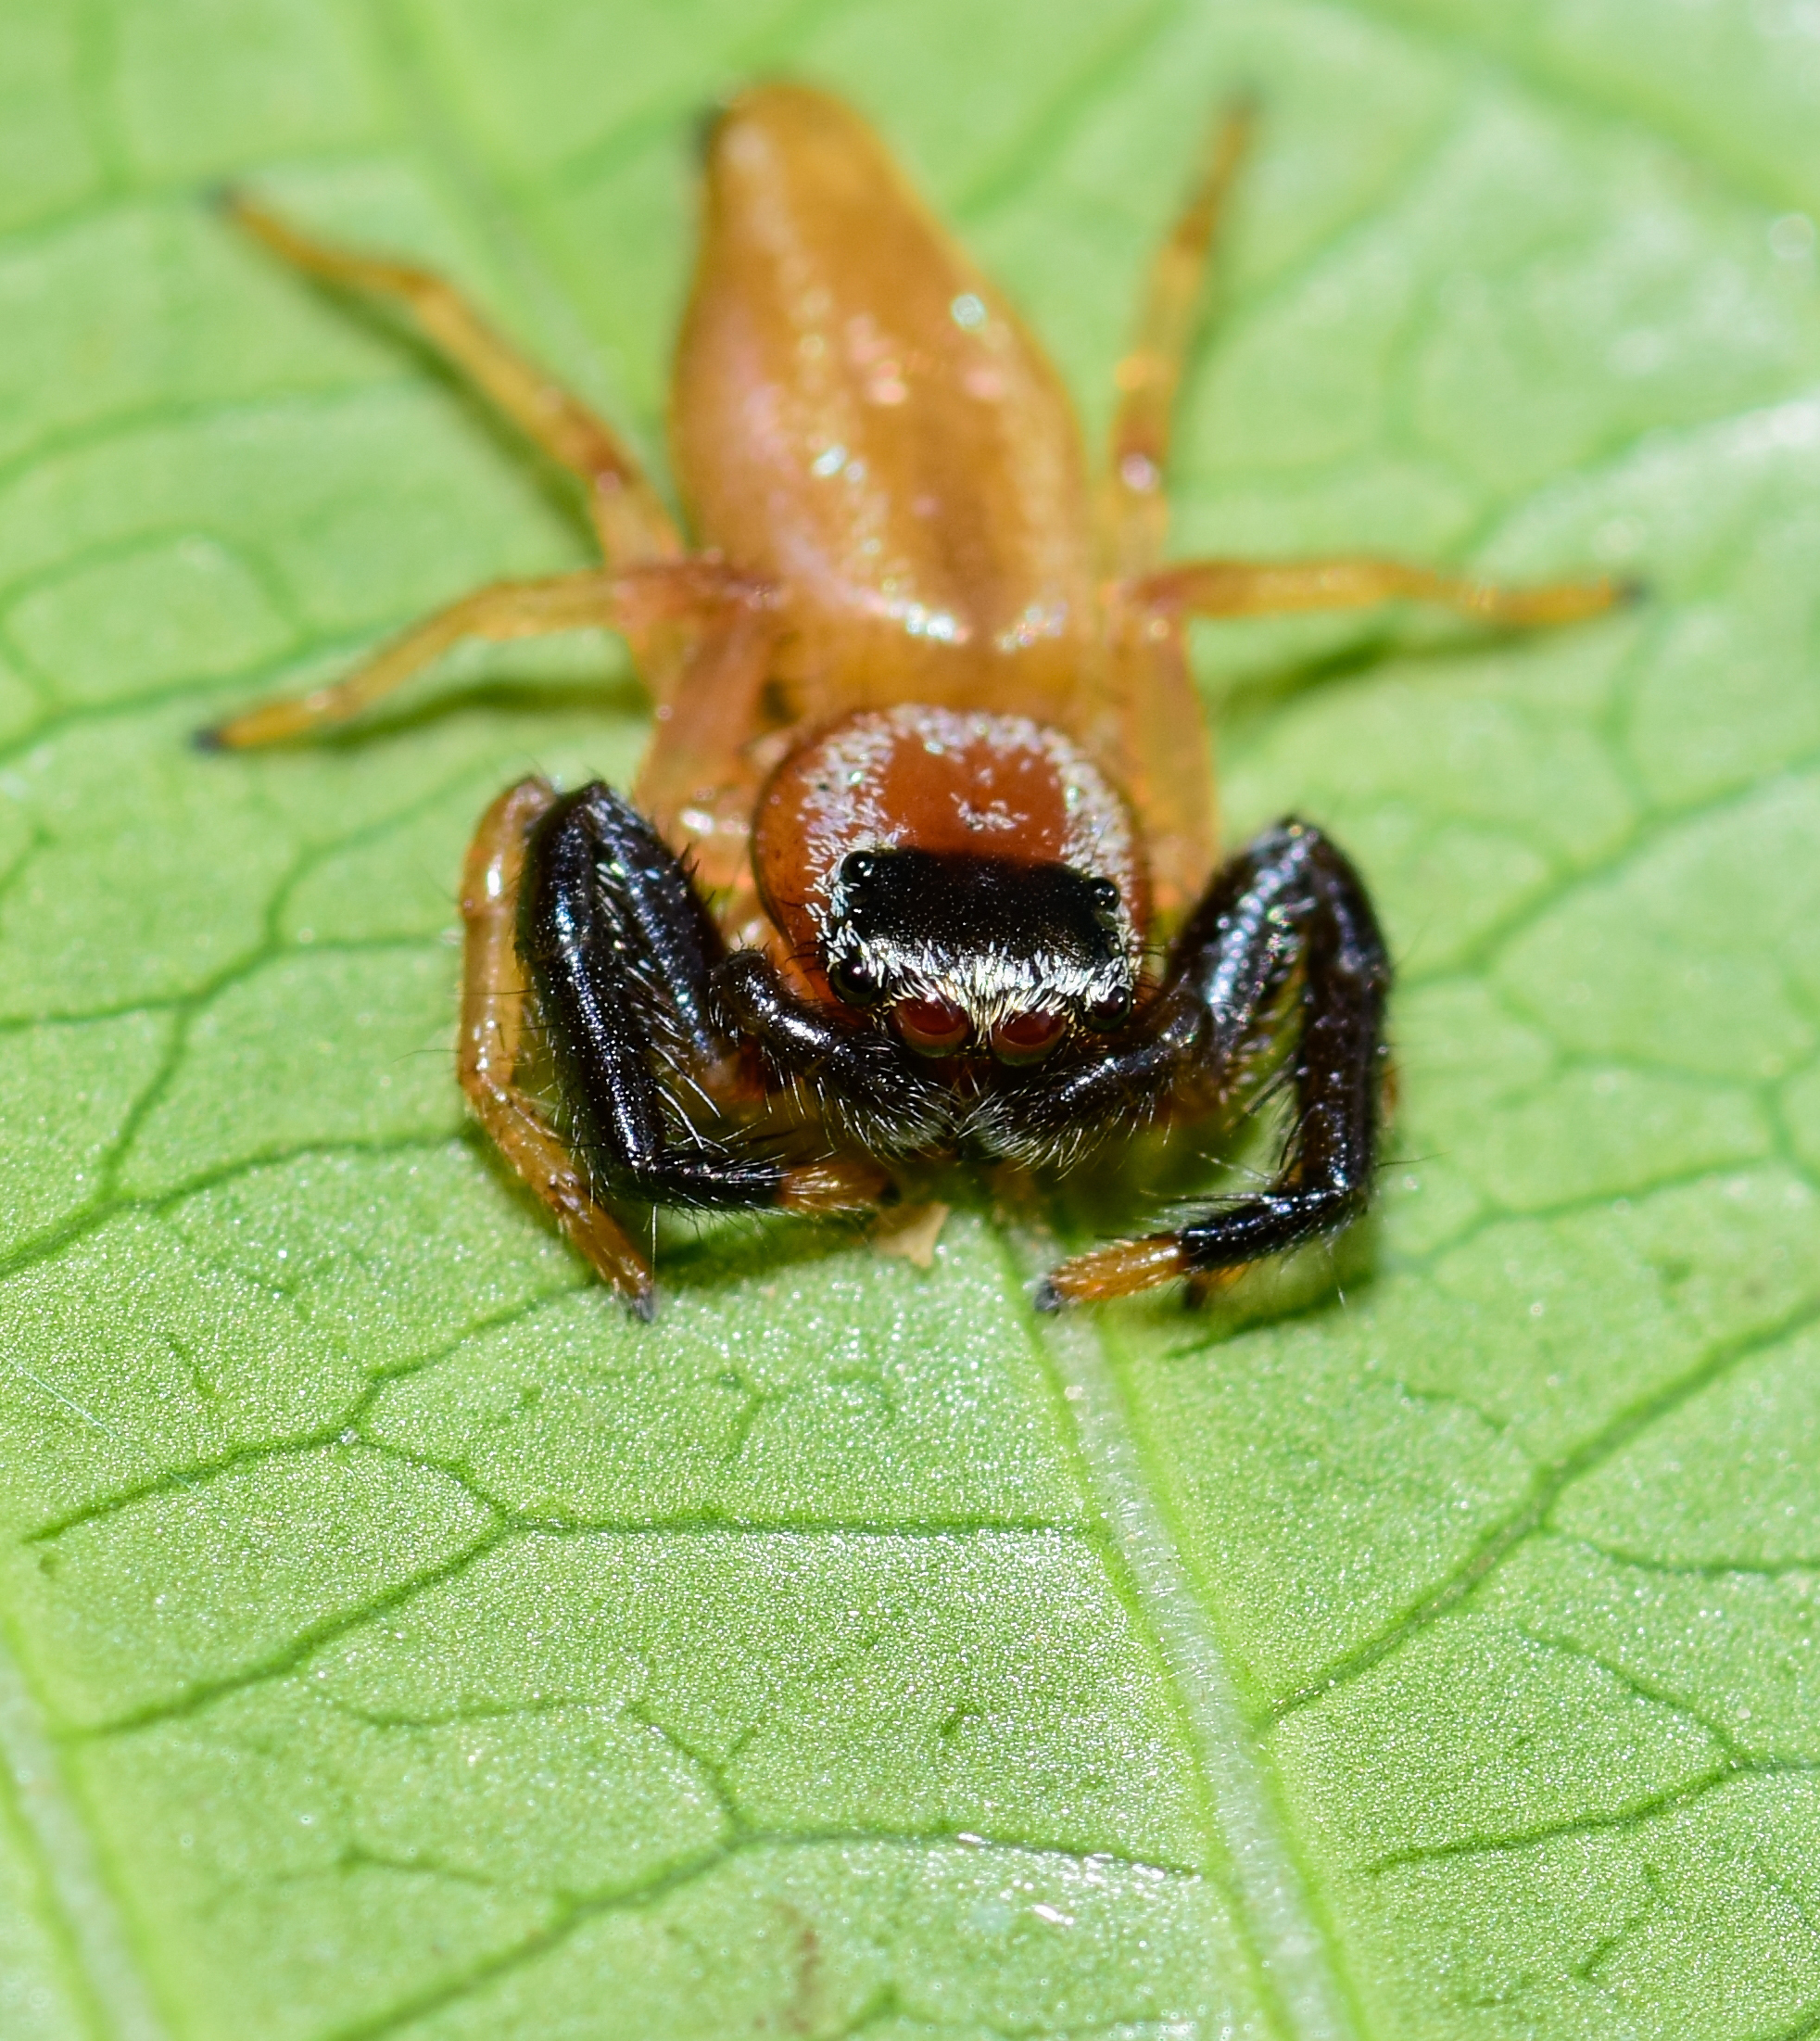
[893,997,972,1057]
[1084,987,1132,1031]
[1087,877,1121,913]
[827,956,883,1008]
[840,850,880,886]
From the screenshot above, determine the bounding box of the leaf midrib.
[1017,1234,1364,2041]
[0,1629,166,2041]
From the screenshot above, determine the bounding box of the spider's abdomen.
[673,86,1098,726]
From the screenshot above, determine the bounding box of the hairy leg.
[1133,555,1629,628]
[199,560,765,749]
[1100,99,1254,579]
[225,193,679,567]
[1036,819,1390,1308]
[459,778,658,1313]
[522,784,890,1216]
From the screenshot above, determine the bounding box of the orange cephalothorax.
[752,705,1145,1061]
[206,82,1624,1314]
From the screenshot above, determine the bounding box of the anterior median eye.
[893,997,972,1056]
[991,1009,1067,1065]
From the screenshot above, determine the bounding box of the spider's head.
[818,846,1139,1063]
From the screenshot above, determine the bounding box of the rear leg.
[1090,102,1627,919]
[1100,98,1254,580]
[1093,99,1253,922]
[1132,556,1629,628]
[216,195,791,882]
[224,193,680,568]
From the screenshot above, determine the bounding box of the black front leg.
[1175,819,1390,1271]
[519,783,790,1208]
[712,951,951,1157]
[972,822,1318,1168]
[1036,818,1390,1307]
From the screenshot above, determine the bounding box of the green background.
[2,0,1819,2035]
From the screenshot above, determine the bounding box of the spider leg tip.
[1031,1275,1068,1314]
[190,723,226,753]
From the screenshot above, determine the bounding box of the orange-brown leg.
[221,195,794,866]
[225,193,680,569]
[1097,554,1624,928]
[458,778,655,1314]
[630,590,810,934]
[1091,104,1628,927]
[1041,1236,1198,1308]
[1096,602,1218,930]
[1100,100,1254,581]
[1132,556,1628,627]
[1043,1242,1255,1308]
[200,560,766,750]
[1091,102,1253,925]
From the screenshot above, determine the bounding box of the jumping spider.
[206,84,1620,1315]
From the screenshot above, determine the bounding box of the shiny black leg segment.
[1019,818,1389,1308]
[713,950,949,1156]
[518,782,788,1208]
[977,823,1320,1162]
[1171,818,1390,1272]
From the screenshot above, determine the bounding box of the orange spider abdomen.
[672,84,1099,732]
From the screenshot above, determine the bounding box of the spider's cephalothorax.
[207,82,1622,1314]
[754,704,1144,1087]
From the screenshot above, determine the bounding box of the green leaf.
[1,0,1816,2035]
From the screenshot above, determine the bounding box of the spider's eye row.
[827,955,883,1007]
[1084,987,1132,1031]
